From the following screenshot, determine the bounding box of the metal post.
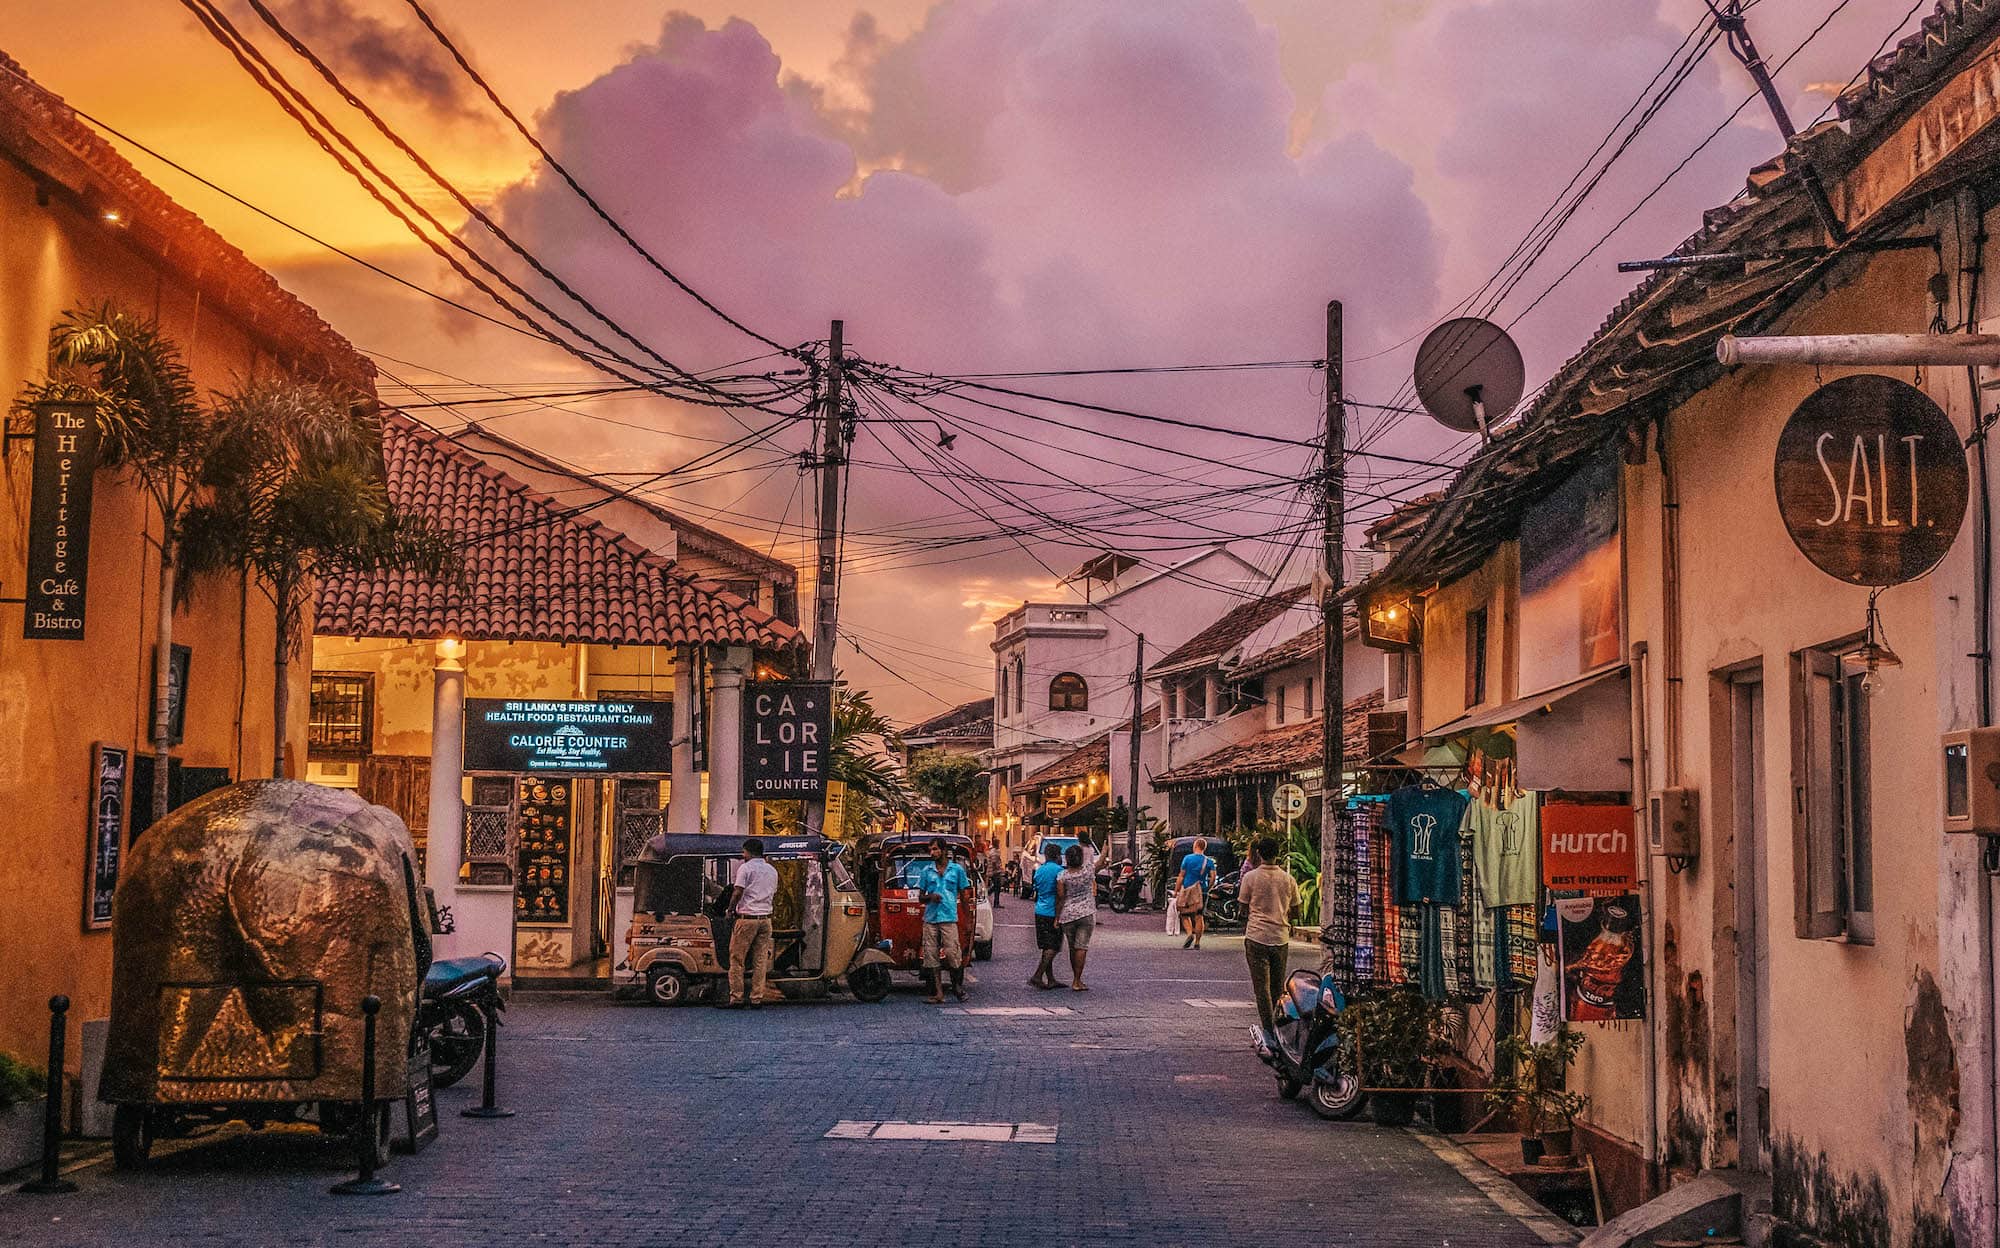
[461,995,513,1119]
[1125,634,1145,867]
[18,995,76,1194]
[330,995,398,1195]
[807,320,846,837]
[1320,300,1345,929]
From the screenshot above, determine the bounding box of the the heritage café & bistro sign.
[463,699,673,774]
[742,680,833,801]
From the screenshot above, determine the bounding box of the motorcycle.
[419,952,506,1088]
[1095,861,1143,913]
[1204,870,1247,929]
[1251,969,1367,1121]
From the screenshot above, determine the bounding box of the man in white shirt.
[722,838,779,1009]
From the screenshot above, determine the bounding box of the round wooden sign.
[1773,374,1968,586]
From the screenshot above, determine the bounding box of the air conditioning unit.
[1942,728,2000,834]
[1648,787,1698,861]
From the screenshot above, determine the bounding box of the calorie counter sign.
[741,680,834,801]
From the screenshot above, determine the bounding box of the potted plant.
[1335,986,1446,1126]
[1487,1029,1589,1165]
[0,1050,46,1172]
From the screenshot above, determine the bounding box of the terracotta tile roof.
[1150,587,1311,675]
[1835,1,2000,135]
[904,698,995,742]
[1231,627,1322,682]
[0,52,372,389]
[1153,691,1383,787]
[1019,705,1162,789]
[314,415,805,650]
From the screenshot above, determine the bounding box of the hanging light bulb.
[1854,589,1900,696]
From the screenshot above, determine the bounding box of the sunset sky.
[1,0,1925,720]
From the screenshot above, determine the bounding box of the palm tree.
[17,305,216,821]
[180,381,457,778]
[764,686,913,837]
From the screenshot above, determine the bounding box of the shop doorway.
[1720,667,1771,1170]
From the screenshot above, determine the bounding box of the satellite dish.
[1413,317,1525,438]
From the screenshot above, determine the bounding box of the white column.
[708,646,749,836]
[668,645,702,833]
[425,640,467,956]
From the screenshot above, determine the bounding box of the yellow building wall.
[0,162,306,1064]
[1622,243,1950,1245]
[1417,542,1519,732]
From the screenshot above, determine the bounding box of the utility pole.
[1319,301,1344,929]
[807,320,845,837]
[1126,634,1145,867]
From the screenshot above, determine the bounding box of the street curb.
[1410,1125,1583,1245]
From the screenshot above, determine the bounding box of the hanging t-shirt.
[1464,790,1539,908]
[1387,786,1467,905]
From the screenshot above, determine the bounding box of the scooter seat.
[424,956,501,993]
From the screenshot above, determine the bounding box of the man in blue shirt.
[1029,841,1067,990]
[915,839,972,1003]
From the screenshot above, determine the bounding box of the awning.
[1053,791,1108,826]
[1415,664,1629,744]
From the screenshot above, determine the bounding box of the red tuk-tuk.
[869,833,977,976]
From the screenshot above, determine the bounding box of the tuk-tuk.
[624,834,894,1005]
[100,781,427,1170]
[868,833,977,977]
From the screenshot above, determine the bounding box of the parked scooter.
[1095,860,1143,912]
[420,952,506,1088]
[1205,870,1247,929]
[1251,969,1367,1121]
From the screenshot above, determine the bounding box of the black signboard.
[741,680,833,801]
[85,742,128,930]
[395,1034,439,1154]
[24,401,99,639]
[1774,375,1969,586]
[149,644,191,746]
[515,777,572,926]
[462,699,672,774]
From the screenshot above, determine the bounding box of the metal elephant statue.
[100,780,427,1138]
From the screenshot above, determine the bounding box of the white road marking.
[945,1005,1075,1016]
[1182,998,1255,1009]
[1174,1074,1231,1083]
[825,1120,1058,1143]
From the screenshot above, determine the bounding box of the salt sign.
[741,680,833,801]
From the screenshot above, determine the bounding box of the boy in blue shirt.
[915,839,972,1003]
[1029,842,1067,989]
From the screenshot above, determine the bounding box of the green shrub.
[0,1051,44,1107]
[1334,986,1447,1089]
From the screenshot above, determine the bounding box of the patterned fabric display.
[1397,907,1422,983]
[1454,832,1481,997]
[1353,804,1377,982]
[1502,905,1539,986]
[1323,803,1360,990]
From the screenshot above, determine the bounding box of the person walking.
[915,838,972,1003]
[721,838,778,1009]
[1028,841,1067,989]
[1178,837,1217,950]
[1239,835,1299,1039]
[1055,843,1097,992]
[983,841,1005,910]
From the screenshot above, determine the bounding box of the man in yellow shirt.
[1238,835,1299,1038]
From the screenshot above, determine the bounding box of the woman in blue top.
[1178,838,1216,950]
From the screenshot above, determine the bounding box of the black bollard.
[18,996,77,1195]
[330,995,399,1196]
[460,996,513,1120]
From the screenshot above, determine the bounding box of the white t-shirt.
[734,857,779,916]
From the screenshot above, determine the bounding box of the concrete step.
[1578,1174,1743,1248]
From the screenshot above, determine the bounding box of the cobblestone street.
[5,909,1569,1247]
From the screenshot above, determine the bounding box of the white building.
[986,546,1265,849]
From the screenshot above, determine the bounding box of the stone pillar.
[426,639,467,955]
[708,646,750,836]
[669,645,702,833]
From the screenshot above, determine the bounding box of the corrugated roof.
[314,414,805,650]
[1153,691,1383,787]
[904,698,995,742]
[1019,705,1162,789]
[0,51,372,389]
[1150,586,1310,675]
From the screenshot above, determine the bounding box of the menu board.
[85,742,128,929]
[514,777,571,927]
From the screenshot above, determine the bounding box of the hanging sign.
[24,401,99,639]
[1557,894,1646,1021]
[742,680,833,800]
[1774,374,1968,586]
[1541,801,1636,893]
[1274,783,1307,820]
[85,742,129,930]
[823,780,848,834]
[463,698,673,773]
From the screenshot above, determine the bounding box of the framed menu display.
[514,777,571,927]
[85,742,129,929]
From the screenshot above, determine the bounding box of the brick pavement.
[2,906,1563,1247]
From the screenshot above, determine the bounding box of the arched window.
[1049,672,1088,712]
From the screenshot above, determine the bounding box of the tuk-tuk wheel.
[1276,1076,1303,1101]
[974,941,993,962]
[847,963,892,1003]
[112,1105,153,1170]
[646,964,691,1006]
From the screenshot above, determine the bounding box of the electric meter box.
[1648,787,1699,858]
[1941,728,2000,834]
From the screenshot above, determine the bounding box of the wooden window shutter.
[1790,648,1844,939]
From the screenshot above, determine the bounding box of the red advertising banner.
[1541,802,1636,893]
